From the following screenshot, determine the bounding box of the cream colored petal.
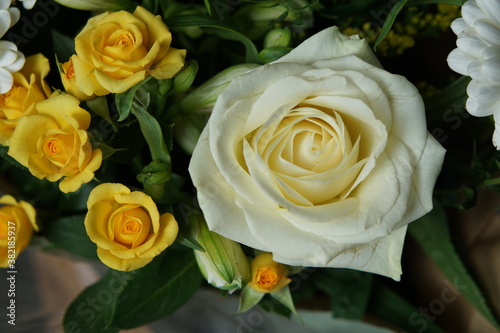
[275,26,381,69]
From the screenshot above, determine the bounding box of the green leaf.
[312,268,373,320]
[374,0,409,50]
[425,76,470,120]
[408,0,466,5]
[165,15,260,63]
[409,205,500,329]
[115,76,153,121]
[51,29,75,63]
[258,47,293,64]
[367,285,444,333]
[141,0,158,13]
[64,249,201,332]
[110,249,202,329]
[63,269,134,333]
[130,101,171,165]
[45,215,98,260]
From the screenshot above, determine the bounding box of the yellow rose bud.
[60,55,96,101]
[248,253,291,293]
[84,183,179,271]
[0,53,52,146]
[7,93,102,193]
[72,6,186,96]
[0,195,38,268]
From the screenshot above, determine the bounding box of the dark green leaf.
[409,205,500,329]
[141,0,158,13]
[165,15,260,63]
[408,0,466,5]
[45,215,98,260]
[63,269,134,333]
[51,29,75,63]
[374,0,409,50]
[312,268,373,320]
[258,47,293,64]
[367,285,444,333]
[111,249,202,328]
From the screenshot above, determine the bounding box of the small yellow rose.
[72,6,186,96]
[248,253,291,293]
[0,53,52,146]
[7,93,102,193]
[84,183,178,271]
[60,55,96,101]
[0,195,38,267]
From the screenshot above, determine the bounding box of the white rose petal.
[190,27,446,280]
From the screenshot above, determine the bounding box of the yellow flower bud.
[248,253,291,294]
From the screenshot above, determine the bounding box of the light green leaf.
[409,205,500,329]
[115,76,153,121]
[130,101,171,164]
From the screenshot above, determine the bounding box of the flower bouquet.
[1,0,499,332]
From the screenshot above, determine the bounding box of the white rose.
[189,27,446,280]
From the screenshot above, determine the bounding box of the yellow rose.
[248,253,291,293]
[60,55,96,101]
[84,183,179,271]
[0,53,52,146]
[7,93,102,193]
[0,195,38,267]
[72,6,186,96]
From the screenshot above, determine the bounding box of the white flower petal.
[0,67,13,94]
[482,57,500,83]
[276,26,381,69]
[0,10,11,38]
[451,18,471,36]
[483,46,500,59]
[8,7,20,28]
[476,0,500,26]
[462,0,488,27]
[467,80,500,102]
[447,48,474,76]
[457,35,488,58]
[4,50,25,72]
[0,0,9,10]
[475,19,500,45]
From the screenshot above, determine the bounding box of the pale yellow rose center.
[111,207,151,248]
[248,106,362,205]
[254,267,278,291]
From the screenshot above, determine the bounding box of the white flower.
[53,0,132,11]
[0,41,25,94]
[447,0,500,148]
[189,27,446,280]
[17,0,37,10]
[0,0,20,38]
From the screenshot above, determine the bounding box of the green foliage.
[312,268,373,320]
[44,215,98,260]
[409,205,500,329]
[63,248,201,332]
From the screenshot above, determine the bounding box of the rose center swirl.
[246,106,364,205]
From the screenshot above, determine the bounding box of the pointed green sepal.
[238,285,264,313]
[270,285,298,318]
